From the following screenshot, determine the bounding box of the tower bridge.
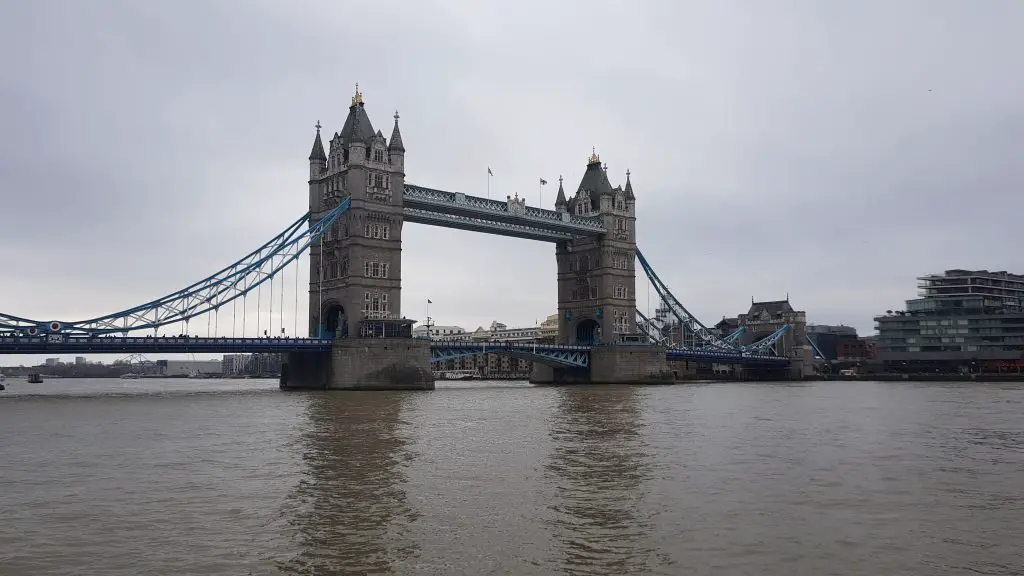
[0,85,798,388]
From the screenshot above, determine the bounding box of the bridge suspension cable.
[0,197,350,336]
[635,247,790,355]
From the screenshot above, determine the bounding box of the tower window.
[365,147,371,160]
[364,257,390,278]
[364,222,391,240]
[614,285,628,299]
[343,149,349,163]
[363,291,390,317]
[326,259,339,279]
[373,149,384,163]
[613,310,629,333]
[616,218,626,232]
[373,173,384,188]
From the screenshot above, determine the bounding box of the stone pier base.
[281,338,434,390]
[530,346,675,384]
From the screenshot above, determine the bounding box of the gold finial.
[351,82,364,106]
[588,146,600,164]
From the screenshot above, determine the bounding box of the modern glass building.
[875,269,1024,371]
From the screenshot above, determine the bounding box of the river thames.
[1,378,1021,575]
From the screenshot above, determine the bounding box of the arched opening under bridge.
[575,318,601,346]
[323,303,347,339]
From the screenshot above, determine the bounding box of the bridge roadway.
[0,335,789,367]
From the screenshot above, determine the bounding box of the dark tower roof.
[309,121,326,161]
[339,83,376,143]
[624,169,635,200]
[554,175,567,207]
[576,149,615,197]
[389,111,405,152]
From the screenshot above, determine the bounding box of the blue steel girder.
[404,208,579,242]
[403,184,605,239]
[430,342,590,368]
[635,248,788,358]
[665,347,790,365]
[0,335,332,354]
[635,309,669,346]
[0,198,352,336]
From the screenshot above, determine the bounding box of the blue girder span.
[430,341,590,368]
[404,184,605,237]
[0,198,352,336]
[635,248,789,356]
[635,309,669,345]
[724,326,746,343]
[0,335,333,354]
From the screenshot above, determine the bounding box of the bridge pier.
[281,339,434,390]
[530,345,674,384]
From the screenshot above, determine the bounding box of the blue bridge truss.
[429,341,591,368]
[1,195,791,367]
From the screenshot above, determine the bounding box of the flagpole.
[538,179,542,208]
[487,167,491,199]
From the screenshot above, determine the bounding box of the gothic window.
[373,173,384,188]
[340,257,349,276]
[589,284,599,299]
[325,224,334,242]
[363,291,389,317]
[327,259,339,279]
[616,218,626,233]
[373,149,384,163]
[364,222,390,239]
[613,310,629,333]
[614,285,628,299]
[576,202,586,215]
[365,147,371,160]
[343,149,349,164]
[363,255,389,278]
[615,196,625,211]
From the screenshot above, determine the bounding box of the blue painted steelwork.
[0,334,332,354]
[805,333,828,360]
[635,309,669,345]
[430,341,590,368]
[0,198,352,336]
[665,347,789,364]
[724,326,746,343]
[403,184,605,241]
[635,248,789,357]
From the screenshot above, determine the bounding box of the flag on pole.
[539,178,548,185]
[487,166,493,176]
[427,299,433,304]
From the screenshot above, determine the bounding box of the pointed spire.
[351,82,364,107]
[309,120,326,161]
[624,169,635,200]
[388,110,405,152]
[555,174,567,208]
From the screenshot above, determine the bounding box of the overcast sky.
[2,0,1023,364]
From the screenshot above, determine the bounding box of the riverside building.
[875,269,1024,372]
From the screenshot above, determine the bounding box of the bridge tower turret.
[555,150,638,346]
[307,84,407,340]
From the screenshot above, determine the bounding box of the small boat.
[28,373,43,384]
[120,373,141,380]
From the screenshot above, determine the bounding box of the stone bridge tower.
[554,151,639,346]
[307,85,408,340]
[288,85,431,390]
